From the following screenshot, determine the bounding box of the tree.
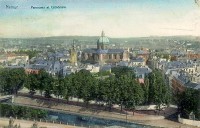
[63,75,73,101]
[43,75,54,98]
[116,75,131,110]
[101,76,116,111]
[37,70,54,98]
[72,69,96,106]
[0,68,26,94]
[177,89,200,119]
[38,70,49,96]
[0,68,10,94]
[11,68,26,94]
[111,66,135,78]
[147,70,171,110]
[131,80,144,107]
[142,76,149,104]
[53,78,66,100]
[95,79,104,104]
[25,74,39,95]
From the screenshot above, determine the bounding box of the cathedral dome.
[97,31,109,44]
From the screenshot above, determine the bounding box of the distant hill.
[0,35,198,41]
[0,35,199,49]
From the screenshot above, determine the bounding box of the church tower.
[70,40,77,66]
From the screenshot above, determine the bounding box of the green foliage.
[147,70,171,109]
[0,65,172,112]
[70,69,96,104]
[101,77,116,109]
[96,71,111,76]
[24,74,39,95]
[38,70,51,96]
[0,68,26,94]
[142,77,150,104]
[111,66,135,78]
[0,103,47,119]
[177,89,200,120]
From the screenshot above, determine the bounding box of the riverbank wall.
[178,115,200,127]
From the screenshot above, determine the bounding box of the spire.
[72,40,75,50]
[101,30,105,37]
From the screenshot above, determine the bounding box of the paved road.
[11,96,199,128]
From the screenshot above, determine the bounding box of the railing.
[1,115,142,128]
[0,116,105,128]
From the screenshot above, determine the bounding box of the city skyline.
[0,0,200,38]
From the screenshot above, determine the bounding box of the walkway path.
[0,118,76,128]
[0,95,12,102]
[12,95,198,128]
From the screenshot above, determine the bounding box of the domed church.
[82,31,129,64]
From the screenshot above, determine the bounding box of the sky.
[0,0,200,38]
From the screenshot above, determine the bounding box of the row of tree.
[1,67,199,119]
[24,68,145,110]
[0,67,171,110]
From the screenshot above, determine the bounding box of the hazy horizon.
[0,0,200,38]
[0,34,199,39]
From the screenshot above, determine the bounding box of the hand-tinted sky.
[0,0,200,38]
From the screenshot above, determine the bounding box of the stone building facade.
[82,31,129,64]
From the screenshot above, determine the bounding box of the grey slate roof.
[108,49,124,54]
[170,50,186,56]
[174,71,190,85]
[137,50,149,54]
[118,61,129,66]
[165,61,194,70]
[83,48,124,54]
[101,65,111,71]
[83,48,97,54]
[96,49,108,54]
[134,67,152,75]
[130,58,144,62]
[185,82,199,88]
[27,64,47,70]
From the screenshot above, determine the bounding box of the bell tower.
[70,40,77,66]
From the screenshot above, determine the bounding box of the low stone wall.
[139,115,165,120]
[178,115,200,127]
